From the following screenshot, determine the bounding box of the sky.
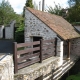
[0,0,69,14]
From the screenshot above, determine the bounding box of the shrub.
[15,23,24,43]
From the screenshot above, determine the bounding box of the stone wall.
[0,54,14,80]
[0,25,4,38]
[5,20,16,39]
[71,38,80,56]
[25,8,63,65]
[25,9,57,42]
[14,57,60,80]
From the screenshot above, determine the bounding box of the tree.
[67,0,80,22]
[0,0,21,25]
[15,22,24,43]
[0,0,14,25]
[25,0,34,8]
[47,2,62,16]
[68,0,80,7]
[23,0,34,17]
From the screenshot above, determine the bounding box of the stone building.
[25,7,80,57]
[14,7,80,80]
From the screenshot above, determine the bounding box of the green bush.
[15,23,24,43]
[66,73,80,80]
[72,22,80,26]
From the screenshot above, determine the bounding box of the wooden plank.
[42,50,54,56]
[43,39,55,43]
[17,52,40,63]
[67,40,70,59]
[13,42,18,73]
[42,44,54,50]
[17,41,40,48]
[17,47,40,55]
[40,39,43,63]
[18,58,40,69]
[42,53,54,60]
[42,48,55,55]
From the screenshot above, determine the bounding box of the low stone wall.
[14,57,60,80]
[0,54,14,80]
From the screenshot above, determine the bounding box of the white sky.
[0,0,68,14]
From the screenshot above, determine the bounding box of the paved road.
[0,40,14,54]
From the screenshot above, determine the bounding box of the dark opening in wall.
[3,28,5,38]
[33,36,42,42]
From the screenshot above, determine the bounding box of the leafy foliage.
[25,0,34,8]
[66,73,80,80]
[0,0,22,25]
[23,0,34,17]
[0,0,14,25]
[68,0,80,7]
[67,0,80,22]
[47,2,62,16]
[15,22,24,43]
[72,22,80,25]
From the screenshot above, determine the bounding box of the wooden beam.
[40,39,43,63]
[54,38,57,56]
[13,42,18,73]
[67,40,70,59]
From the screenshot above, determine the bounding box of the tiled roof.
[26,7,80,40]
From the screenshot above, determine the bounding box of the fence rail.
[13,38,57,73]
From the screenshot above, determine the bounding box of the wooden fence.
[13,38,57,73]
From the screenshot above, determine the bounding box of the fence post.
[40,39,43,63]
[54,38,57,56]
[13,42,18,73]
[67,39,70,59]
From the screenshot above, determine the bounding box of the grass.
[66,72,80,80]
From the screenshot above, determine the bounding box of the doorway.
[63,41,68,59]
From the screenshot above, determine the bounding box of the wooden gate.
[13,38,57,73]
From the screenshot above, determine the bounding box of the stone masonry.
[25,8,63,64]
[25,9,57,42]
[5,20,16,39]
[0,54,14,80]
[71,38,80,56]
[14,57,60,80]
